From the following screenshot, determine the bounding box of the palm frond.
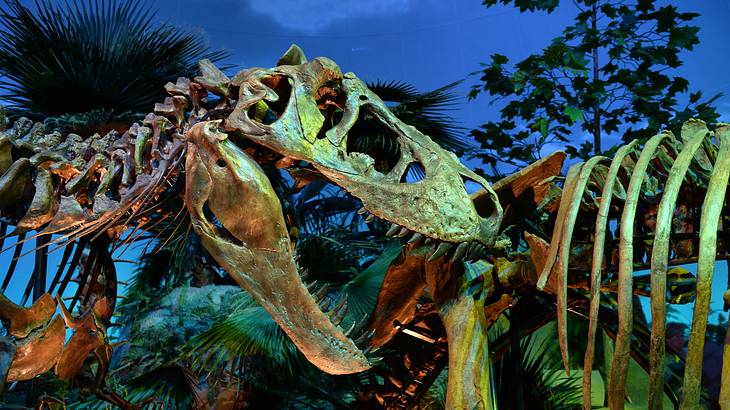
[295,228,383,283]
[185,303,302,375]
[494,332,582,409]
[368,80,471,154]
[417,366,448,409]
[124,363,200,407]
[337,241,402,328]
[367,80,419,101]
[296,194,361,233]
[0,0,229,119]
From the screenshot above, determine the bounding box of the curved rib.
[555,156,607,373]
[537,162,584,290]
[582,141,637,410]
[647,120,708,409]
[608,131,674,410]
[679,123,730,409]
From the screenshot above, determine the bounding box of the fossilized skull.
[185,46,503,375]
[224,50,502,246]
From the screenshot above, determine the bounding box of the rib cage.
[536,119,730,409]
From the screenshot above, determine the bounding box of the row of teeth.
[358,207,489,263]
[299,269,375,351]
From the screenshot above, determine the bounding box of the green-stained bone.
[679,124,730,409]
[648,120,708,409]
[583,141,637,410]
[609,131,674,410]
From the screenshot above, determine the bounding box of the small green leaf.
[492,53,509,65]
[513,71,527,93]
[564,106,585,124]
[533,117,549,137]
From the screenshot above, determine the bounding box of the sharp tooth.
[300,269,310,280]
[355,329,376,348]
[467,242,481,261]
[314,283,331,301]
[428,242,453,262]
[330,299,348,325]
[451,242,469,262]
[357,207,367,215]
[365,214,375,223]
[397,227,410,237]
[320,298,332,311]
[343,321,358,337]
[408,233,424,245]
[332,294,348,312]
[306,280,318,292]
[348,315,369,337]
[386,223,400,236]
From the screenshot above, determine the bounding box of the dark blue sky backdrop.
[3,0,729,323]
[153,0,730,149]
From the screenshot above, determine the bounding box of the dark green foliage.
[469,0,719,176]
[494,333,582,409]
[0,0,228,119]
[187,297,304,373]
[368,80,471,155]
[295,229,384,283]
[122,364,199,408]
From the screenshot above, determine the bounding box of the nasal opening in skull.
[202,201,244,246]
[346,106,401,174]
[400,161,426,183]
[316,81,346,140]
[247,75,292,124]
[461,175,497,218]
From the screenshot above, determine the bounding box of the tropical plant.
[368,80,470,155]
[468,0,720,176]
[0,0,228,129]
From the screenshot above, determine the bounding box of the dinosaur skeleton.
[0,45,503,407]
[0,45,727,409]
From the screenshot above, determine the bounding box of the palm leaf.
[0,0,228,119]
[367,80,471,154]
[367,80,419,101]
[185,302,302,375]
[494,332,582,409]
[124,364,200,408]
[337,241,402,328]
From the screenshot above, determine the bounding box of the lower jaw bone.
[185,142,369,375]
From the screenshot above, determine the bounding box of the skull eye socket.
[316,81,346,140]
[202,201,243,246]
[247,74,293,125]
